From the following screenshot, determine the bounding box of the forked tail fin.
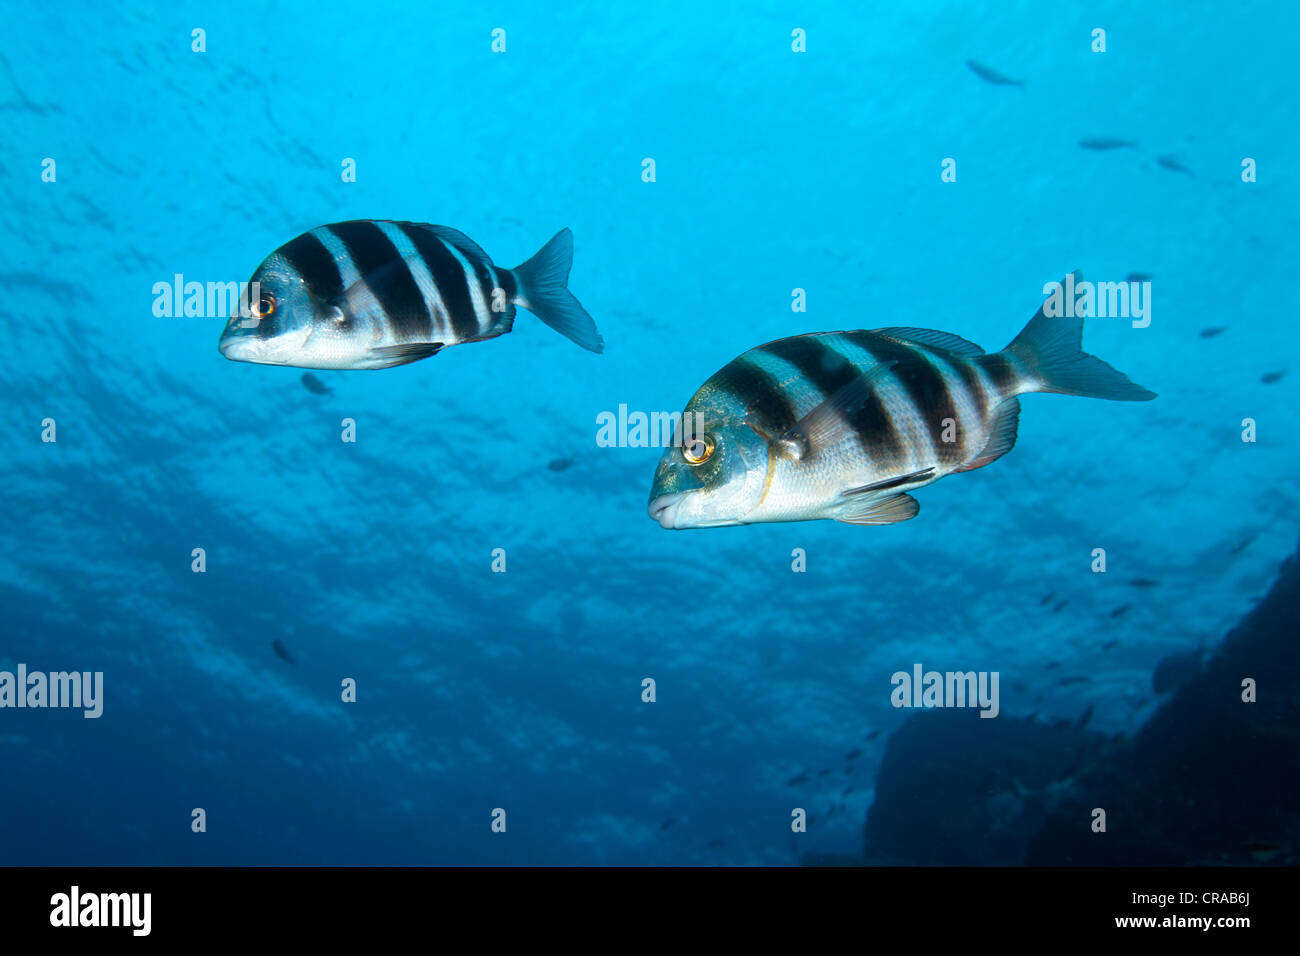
[511,229,604,353]
[1004,271,1156,401]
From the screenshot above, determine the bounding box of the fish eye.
[682,434,715,465]
[254,291,277,318]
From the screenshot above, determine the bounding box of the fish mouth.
[218,334,262,363]
[648,493,684,529]
[219,326,304,366]
[648,493,744,529]
[647,494,738,529]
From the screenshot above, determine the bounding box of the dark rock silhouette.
[816,538,1300,866]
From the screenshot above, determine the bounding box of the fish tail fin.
[510,228,604,353]
[1004,272,1157,401]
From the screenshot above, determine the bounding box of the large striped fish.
[648,275,1156,529]
[218,220,602,368]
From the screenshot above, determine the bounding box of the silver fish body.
[648,275,1156,529]
[219,220,602,369]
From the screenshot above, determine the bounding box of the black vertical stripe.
[278,231,344,303]
[438,234,498,328]
[976,354,1019,395]
[904,348,977,467]
[395,223,479,342]
[933,352,989,463]
[848,389,903,469]
[327,221,431,340]
[706,356,799,439]
[942,354,988,423]
[848,332,959,462]
[760,336,858,396]
[759,336,903,468]
[494,268,517,302]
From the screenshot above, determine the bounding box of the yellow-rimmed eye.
[682,434,714,464]
[254,291,277,318]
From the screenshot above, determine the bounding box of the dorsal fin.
[956,398,1020,472]
[874,327,985,356]
[424,224,494,266]
[389,222,494,267]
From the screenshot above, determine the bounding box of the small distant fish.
[1199,326,1227,339]
[817,768,834,778]
[1079,137,1137,151]
[1076,703,1095,728]
[1102,638,1119,651]
[546,457,575,472]
[786,772,810,787]
[1261,370,1286,384]
[219,221,603,369]
[1057,675,1090,686]
[1039,592,1055,606]
[865,730,881,742]
[966,59,1025,87]
[1109,605,1132,619]
[1125,272,1154,283]
[1044,661,1062,671]
[1010,680,1029,692]
[1156,155,1194,175]
[300,372,332,395]
[1051,599,1069,614]
[1231,535,1256,556]
[270,639,295,664]
[1025,710,1038,721]
[842,786,855,797]
[659,818,677,831]
[706,839,726,848]
[844,748,862,761]
[648,275,1155,529]
[1130,578,1160,589]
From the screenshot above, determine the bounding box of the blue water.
[2,1,1296,865]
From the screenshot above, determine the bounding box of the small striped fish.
[219,220,602,369]
[648,274,1156,529]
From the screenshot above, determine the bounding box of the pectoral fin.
[835,492,920,525]
[842,468,936,497]
[777,361,898,459]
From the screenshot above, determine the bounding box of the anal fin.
[835,492,920,525]
[957,397,1020,472]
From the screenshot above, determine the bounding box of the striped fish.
[648,274,1156,529]
[219,220,602,369]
